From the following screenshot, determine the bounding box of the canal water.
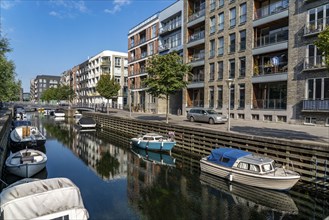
[2,113,329,220]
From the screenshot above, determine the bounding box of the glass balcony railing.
[304,17,329,35]
[188,30,205,43]
[303,100,329,111]
[254,62,288,75]
[188,4,205,22]
[254,0,289,20]
[159,21,182,34]
[189,74,204,83]
[303,55,326,70]
[255,28,288,48]
[189,51,205,62]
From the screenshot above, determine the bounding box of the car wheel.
[209,118,214,124]
[190,117,195,122]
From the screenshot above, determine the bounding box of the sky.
[0,0,176,92]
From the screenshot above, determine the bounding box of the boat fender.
[228,174,233,182]
[137,139,141,145]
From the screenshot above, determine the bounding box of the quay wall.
[0,113,12,182]
[85,112,329,189]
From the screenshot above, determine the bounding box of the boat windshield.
[262,163,274,172]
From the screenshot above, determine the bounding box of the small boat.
[74,110,83,118]
[5,149,47,177]
[200,172,298,215]
[131,133,176,152]
[200,147,300,191]
[131,146,176,167]
[77,117,97,129]
[10,125,46,150]
[53,108,65,117]
[0,177,89,219]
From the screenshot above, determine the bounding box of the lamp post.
[226,79,234,132]
[129,89,132,118]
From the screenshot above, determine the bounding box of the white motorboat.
[5,149,47,178]
[200,147,300,191]
[10,125,46,151]
[77,117,97,129]
[131,133,176,152]
[53,108,65,117]
[0,177,89,219]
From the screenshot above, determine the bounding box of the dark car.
[186,108,227,124]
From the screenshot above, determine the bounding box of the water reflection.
[130,147,176,167]
[17,114,329,220]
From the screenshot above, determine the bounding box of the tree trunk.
[166,94,169,124]
[107,99,109,115]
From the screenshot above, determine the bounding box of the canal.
[2,113,329,220]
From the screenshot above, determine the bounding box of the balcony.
[187,4,205,27]
[254,28,288,48]
[187,30,205,48]
[303,56,326,71]
[100,61,111,67]
[252,98,286,110]
[188,51,205,67]
[159,21,182,35]
[304,17,329,36]
[253,0,289,27]
[302,100,329,112]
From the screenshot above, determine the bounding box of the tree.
[41,87,57,103]
[58,85,75,107]
[144,52,191,123]
[0,37,21,102]
[315,26,329,69]
[96,73,120,114]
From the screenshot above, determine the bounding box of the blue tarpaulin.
[207,148,251,167]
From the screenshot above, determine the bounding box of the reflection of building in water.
[76,131,127,181]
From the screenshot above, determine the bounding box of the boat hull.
[5,149,47,178]
[10,128,46,152]
[131,139,175,151]
[200,158,300,191]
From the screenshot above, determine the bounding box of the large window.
[306,4,329,34]
[218,37,224,56]
[239,3,247,24]
[210,16,216,34]
[305,44,324,69]
[307,78,329,100]
[230,7,236,28]
[239,84,245,108]
[209,63,215,81]
[209,87,214,108]
[218,61,223,80]
[229,33,236,53]
[218,12,224,31]
[210,40,215,58]
[217,86,223,109]
[115,57,121,66]
[151,25,156,38]
[239,57,246,77]
[239,30,246,51]
[229,59,235,78]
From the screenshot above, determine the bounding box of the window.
[130,37,134,48]
[238,162,248,169]
[217,61,223,79]
[307,78,329,100]
[305,117,316,124]
[239,30,246,51]
[230,84,235,109]
[250,164,260,172]
[151,24,156,38]
[218,37,224,56]
[210,16,216,34]
[306,4,329,34]
[229,59,235,78]
[210,0,216,11]
[218,13,224,31]
[229,33,235,53]
[218,0,224,8]
[209,87,214,108]
[262,164,272,172]
[239,84,245,108]
[230,7,236,28]
[115,57,121,66]
[217,86,223,109]
[209,63,215,81]
[305,44,324,69]
[239,3,247,24]
[149,43,154,55]
[239,57,246,77]
[210,40,215,58]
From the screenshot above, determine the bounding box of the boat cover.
[0,178,89,219]
[78,117,96,125]
[207,148,251,167]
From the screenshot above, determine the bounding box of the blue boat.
[131,133,176,152]
[200,147,300,191]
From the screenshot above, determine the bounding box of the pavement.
[110,109,329,146]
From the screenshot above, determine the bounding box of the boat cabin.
[207,148,275,174]
[142,133,164,141]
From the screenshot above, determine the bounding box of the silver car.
[186,108,227,124]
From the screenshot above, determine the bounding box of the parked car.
[186,108,227,124]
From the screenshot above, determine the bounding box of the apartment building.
[74,50,128,109]
[180,0,328,126]
[32,75,61,103]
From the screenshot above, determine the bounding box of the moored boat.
[77,117,96,129]
[131,133,176,152]
[10,125,46,150]
[0,177,89,219]
[200,147,300,191]
[5,149,47,178]
[53,108,65,117]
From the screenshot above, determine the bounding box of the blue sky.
[1,0,176,92]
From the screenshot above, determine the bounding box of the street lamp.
[226,79,234,132]
[129,89,132,118]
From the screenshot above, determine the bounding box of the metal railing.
[303,56,326,70]
[254,62,288,75]
[304,17,329,35]
[188,6,205,22]
[189,51,205,62]
[188,30,205,43]
[159,20,182,34]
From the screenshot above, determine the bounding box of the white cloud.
[104,0,131,14]
[0,0,20,10]
[48,0,88,18]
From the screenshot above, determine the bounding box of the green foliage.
[41,85,75,103]
[0,37,21,101]
[315,26,329,69]
[96,74,120,100]
[144,52,191,98]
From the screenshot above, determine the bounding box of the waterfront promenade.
[110,109,329,146]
